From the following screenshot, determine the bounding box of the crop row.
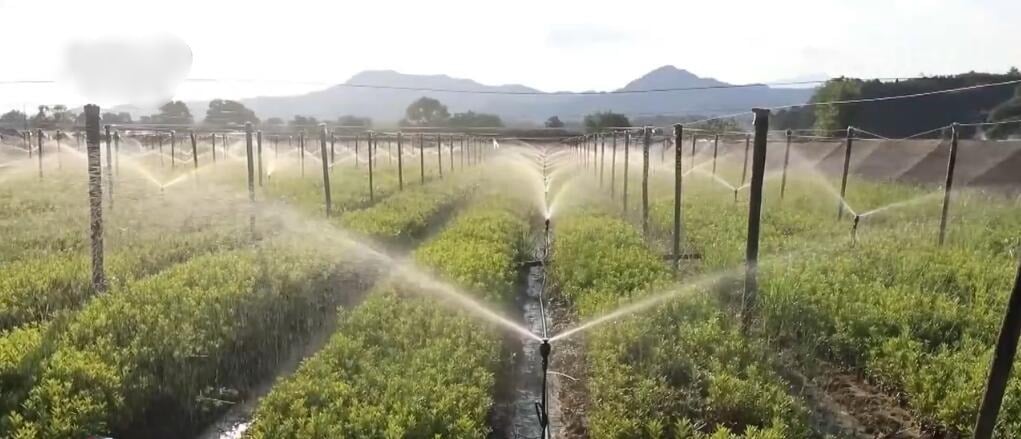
[244,197,529,438]
[648,166,1021,436]
[551,206,808,438]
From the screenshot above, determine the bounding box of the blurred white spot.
[63,34,192,106]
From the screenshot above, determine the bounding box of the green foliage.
[403,96,450,127]
[986,85,1021,139]
[336,114,372,127]
[584,111,630,133]
[341,176,473,244]
[551,209,808,437]
[246,199,528,438]
[203,99,259,127]
[449,111,503,128]
[545,115,565,128]
[152,100,193,125]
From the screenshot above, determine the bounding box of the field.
[0,128,1020,439]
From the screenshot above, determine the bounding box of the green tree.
[289,115,318,132]
[101,112,133,124]
[152,101,193,125]
[264,117,284,129]
[337,115,372,127]
[583,111,630,133]
[812,78,863,133]
[545,116,565,128]
[403,97,449,127]
[448,111,502,128]
[204,99,259,127]
[986,85,1021,139]
[0,110,27,126]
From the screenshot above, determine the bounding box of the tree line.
[773,68,1021,139]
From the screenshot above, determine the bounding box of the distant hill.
[111,66,815,125]
[238,66,814,125]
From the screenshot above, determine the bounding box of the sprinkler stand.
[851,215,861,245]
[535,338,551,432]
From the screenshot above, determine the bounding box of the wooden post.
[244,123,256,236]
[741,134,750,188]
[642,127,651,238]
[211,132,217,163]
[837,127,855,219]
[55,129,62,170]
[257,131,264,187]
[449,136,454,173]
[397,132,404,190]
[104,125,114,208]
[437,135,443,178]
[189,131,199,174]
[158,133,164,167]
[26,131,31,158]
[743,109,770,335]
[780,129,792,199]
[600,133,606,187]
[712,133,719,176]
[299,132,306,177]
[419,133,425,183]
[610,132,618,199]
[170,131,176,169]
[330,130,336,166]
[368,131,375,202]
[460,135,465,169]
[319,124,332,216]
[672,124,684,274]
[84,105,106,293]
[36,129,43,179]
[938,123,960,246]
[623,131,630,213]
[113,131,120,175]
[973,258,1021,439]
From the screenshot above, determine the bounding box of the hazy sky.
[1,0,1018,112]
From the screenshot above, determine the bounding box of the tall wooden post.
[36,129,43,179]
[780,129,792,199]
[368,132,375,202]
[55,129,62,170]
[158,133,164,167]
[319,124,332,216]
[189,131,199,174]
[419,133,425,183]
[113,131,120,175]
[690,134,696,171]
[244,123,256,236]
[610,132,618,199]
[672,124,684,274]
[837,127,855,219]
[599,133,606,187]
[84,105,106,292]
[642,127,651,238]
[330,130,336,166]
[743,109,770,335]
[449,136,454,173]
[299,132,306,177]
[354,134,359,169]
[938,123,960,246]
[257,131,264,187]
[397,133,404,190]
[170,131,176,169]
[212,132,217,163]
[437,135,443,178]
[973,258,1021,439]
[712,134,719,176]
[26,131,31,158]
[623,131,630,213]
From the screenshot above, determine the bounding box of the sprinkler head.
[539,338,551,360]
[544,218,550,230]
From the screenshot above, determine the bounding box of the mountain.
[117,66,814,125]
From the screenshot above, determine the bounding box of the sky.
[1,0,1018,113]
